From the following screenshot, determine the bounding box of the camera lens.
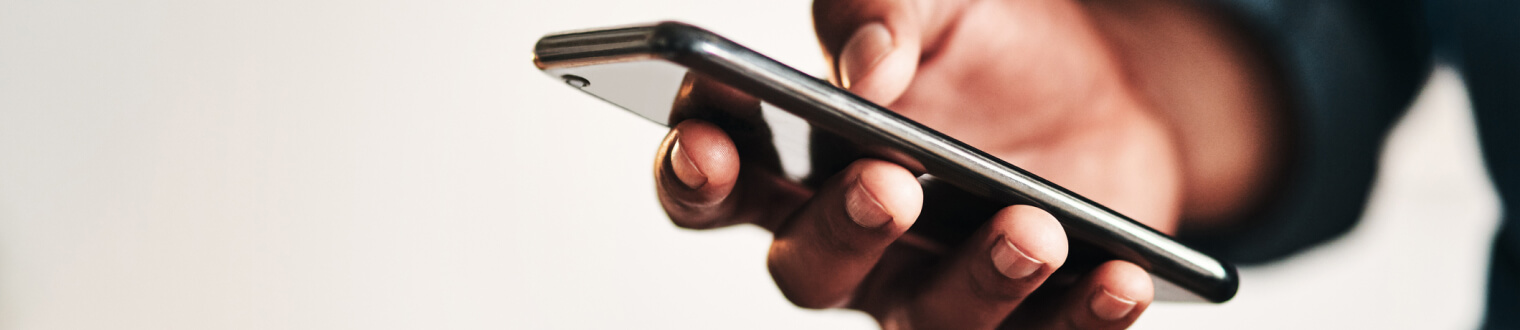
[562,74,589,88]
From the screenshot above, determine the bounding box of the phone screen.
[546,60,818,182]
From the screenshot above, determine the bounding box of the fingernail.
[990,235,1043,279]
[845,179,891,228]
[670,140,707,189]
[838,22,894,90]
[1090,288,1138,321]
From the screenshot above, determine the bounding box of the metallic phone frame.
[533,22,1238,303]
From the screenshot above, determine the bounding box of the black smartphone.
[532,21,1237,303]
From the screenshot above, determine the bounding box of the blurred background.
[0,0,1499,328]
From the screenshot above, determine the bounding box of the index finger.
[654,73,810,230]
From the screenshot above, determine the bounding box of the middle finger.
[896,205,1069,329]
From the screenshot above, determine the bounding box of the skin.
[652,0,1284,328]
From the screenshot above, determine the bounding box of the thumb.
[813,0,945,105]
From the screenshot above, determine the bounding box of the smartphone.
[533,21,1237,303]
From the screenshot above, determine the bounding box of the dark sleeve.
[1436,0,1520,326]
[1176,0,1433,263]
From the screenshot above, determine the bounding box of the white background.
[0,0,1499,328]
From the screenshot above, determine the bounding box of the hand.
[653,0,1279,328]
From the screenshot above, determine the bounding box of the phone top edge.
[533,21,715,70]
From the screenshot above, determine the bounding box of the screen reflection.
[546,59,815,182]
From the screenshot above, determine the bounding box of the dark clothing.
[1180,0,1520,327]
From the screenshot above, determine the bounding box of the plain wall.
[0,0,1499,328]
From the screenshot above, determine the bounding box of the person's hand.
[652,0,1282,328]
[658,0,1170,328]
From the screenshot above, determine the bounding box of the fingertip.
[840,25,918,105]
[763,159,921,310]
[1093,261,1155,308]
[992,205,1068,270]
[812,0,925,105]
[1081,261,1153,325]
[670,120,740,189]
[657,120,743,229]
[895,205,1063,329]
[852,159,923,229]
